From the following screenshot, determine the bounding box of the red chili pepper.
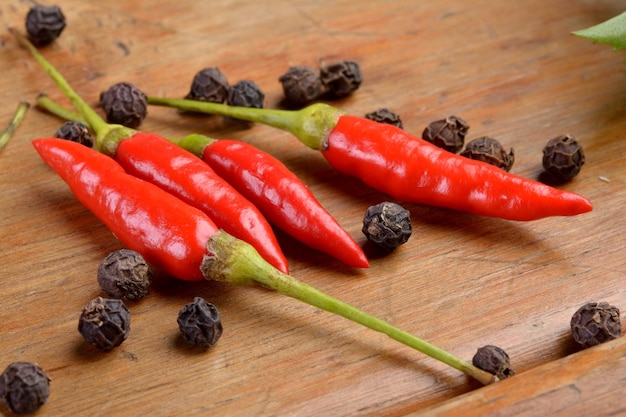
[146,101,593,221]
[12,29,289,274]
[323,116,593,221]
[33,138,216,281]
[176,134,369,268]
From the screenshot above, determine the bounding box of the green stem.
[37,94,213,158]
[36,93,84,123]
[203,230,497,386]
[167,133,215,158]
[35,96,497,385]
[148,96,343,150]
[0,101,30,153]
[10,27,134,156]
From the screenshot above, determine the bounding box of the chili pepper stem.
[170,133,216,158]
[202,230,497,385]
[36,93,84,123]
[37,96,218,160]
[148,97,341,151]
[10,27,134,155]
[0,101,30,152]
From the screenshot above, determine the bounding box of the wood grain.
[1,1,624,416]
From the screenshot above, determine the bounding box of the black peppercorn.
[320,60,362,98]
[364,108,404,129]
[460,136,515,171]
[78,297,131,351]
[185,67,230,103]
[53,121,94,148]
[362,202,412,252]
[542,134,586,181]
[570,301,621,349]
[226,80,265,108]
[25,4,66,46]
[278,66,323,105]
[177,297,223,348]
[0,361,50,415]
[97,249,153,301]
[472,345,515,380]
[422,116,469,154]
[100,82,148,128]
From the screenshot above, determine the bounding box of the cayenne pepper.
[146,99,593,221]
[37,97,369,269]
[31,138,494,385]
[12,28,289,274]
[172,134,369,268]
[33,138,217,280]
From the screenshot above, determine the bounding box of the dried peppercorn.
[78,297,131,351]
[472,345,515,380]
[100,82,148,128]
[278,66,323,105]
[54,121,94,147]
[97,249,153,301]
[542,134,586,181]
[364,108,404,129]
[422,115,469,153]
[177,297,223,348]
[25,4,66,46]
[320,60,362,98]
[226,80,265,108]
[0,361,50,415]
[362,201,412,252]
[570,301,621,349]
[185,67,230,103]
[460,136,514,171]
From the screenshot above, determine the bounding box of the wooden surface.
[1,1,624,416]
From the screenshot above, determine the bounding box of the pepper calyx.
[201,230,259,287]
[173,133,215,158]
[98,125,136,157]
[294,103,344,150]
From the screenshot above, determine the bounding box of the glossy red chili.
[323,116,593,220]
[176,135,368,268]
[12,30,288,274]
[147,99,593,221]
[33,138,216,281]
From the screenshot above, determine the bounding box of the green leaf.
[572,11,626,51]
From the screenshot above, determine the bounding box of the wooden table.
[1,1,624,416]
